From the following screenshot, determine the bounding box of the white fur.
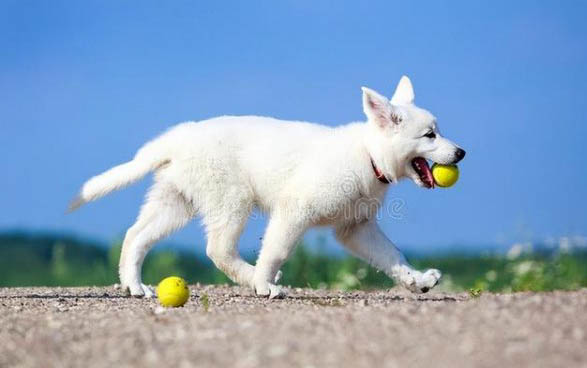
[70,76,464,297]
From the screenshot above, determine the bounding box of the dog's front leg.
[253,214,307,298]
[335,220,441,293]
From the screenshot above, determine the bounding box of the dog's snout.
[454,148,466,163]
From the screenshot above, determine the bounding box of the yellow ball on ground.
[157,276,190,307]
[431,164,459,188]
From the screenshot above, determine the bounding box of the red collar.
[371,158,390,184]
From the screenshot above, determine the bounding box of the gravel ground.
[1,285,586,368]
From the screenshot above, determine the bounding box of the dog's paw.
[254,281,286,299]
[127,283,156,298]
[398,268,441,294]
[420,269,442,292]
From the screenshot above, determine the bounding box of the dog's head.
[362,76,465,188]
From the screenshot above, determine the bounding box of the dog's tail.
[67,144,169,212]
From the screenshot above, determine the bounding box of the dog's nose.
[454,148,466,163]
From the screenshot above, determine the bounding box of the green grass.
[1,233,586,292]
[199,293,210,312]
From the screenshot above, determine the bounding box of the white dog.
[69,76,465,298]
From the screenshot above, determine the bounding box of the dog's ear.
[390,75,415,105]
[362,87,393,128]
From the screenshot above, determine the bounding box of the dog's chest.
[313,190,384,227]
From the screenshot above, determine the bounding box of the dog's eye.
[424,131,436,139]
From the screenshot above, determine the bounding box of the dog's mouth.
[411,157,435,189]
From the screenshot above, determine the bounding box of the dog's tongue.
[413,157,435,188]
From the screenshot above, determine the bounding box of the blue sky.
[1,1,586,254]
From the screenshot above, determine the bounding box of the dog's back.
[147,116,338,208]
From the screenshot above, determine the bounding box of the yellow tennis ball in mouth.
[431,164,459,188]
[157,276,190,307]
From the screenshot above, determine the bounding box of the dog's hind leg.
[253,214,308,298]
[204,207,257,288]
[119,182,194,297]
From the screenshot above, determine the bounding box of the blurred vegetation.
[0,232,586,293]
